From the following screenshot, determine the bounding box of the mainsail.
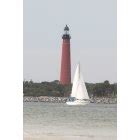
[71,63,89,100]
[71,63,80,97]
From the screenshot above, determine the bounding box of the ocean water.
[24,102,117,140]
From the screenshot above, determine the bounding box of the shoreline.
[24,135,116,140]
[23,96,117,104]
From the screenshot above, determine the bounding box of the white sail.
[71,63,80,97]
[76,72,89,99]
[71,63,89,100]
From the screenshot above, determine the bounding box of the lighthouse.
[60,25,71,85]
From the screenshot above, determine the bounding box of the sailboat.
[66,63,90,105]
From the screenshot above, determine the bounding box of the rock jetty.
[23,96,117,104]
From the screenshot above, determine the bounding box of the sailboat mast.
[78,62,80,79]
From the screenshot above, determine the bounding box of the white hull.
[66,100,90,105]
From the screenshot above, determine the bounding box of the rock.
[23,96,117,104]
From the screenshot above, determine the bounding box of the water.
[24,102,117,140]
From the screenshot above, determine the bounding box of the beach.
[24,135,116,140]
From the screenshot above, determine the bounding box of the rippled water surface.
[24,102,117,140]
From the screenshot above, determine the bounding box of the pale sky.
[24,0,117,83]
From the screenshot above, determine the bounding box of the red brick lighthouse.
[60,25,71,85]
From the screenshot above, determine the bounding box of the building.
[60,25,71,85]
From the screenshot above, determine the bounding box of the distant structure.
[60,25,71,85]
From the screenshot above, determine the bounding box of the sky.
[24,0,117,83]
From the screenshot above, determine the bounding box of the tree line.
[23,80,117,98]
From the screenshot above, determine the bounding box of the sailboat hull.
[66,100,90,105]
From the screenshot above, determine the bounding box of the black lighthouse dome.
[64,25,69,31]
[62,25,71,39]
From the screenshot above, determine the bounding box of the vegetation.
[23,80,117,97]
